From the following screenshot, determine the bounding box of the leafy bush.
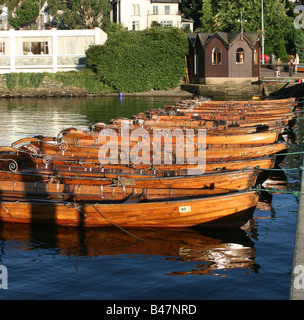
[86,27,189,92]
[54,70,113,93]
[4,71,112,93]
[5,73,45,89]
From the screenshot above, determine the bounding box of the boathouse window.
[0,42,5,55]
[212,48,221,65]
[236,48,245,64]
[153,6,158,15]
[20,37,50,55]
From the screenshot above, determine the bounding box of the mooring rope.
[260,167,303,171]
[276,151,304,156]
[92,204,146,242]
[249,187,301,197]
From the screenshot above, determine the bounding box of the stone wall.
[181,83,263,98]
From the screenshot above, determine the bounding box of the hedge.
[3,70,113,94]
[86,27,189,93]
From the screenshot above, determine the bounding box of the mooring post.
[290,156,304,299]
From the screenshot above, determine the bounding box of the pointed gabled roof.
[245,32,260,46]
[187,33,198,47]
[197,33,213,46]
[190,31,259,49]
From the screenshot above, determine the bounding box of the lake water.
[0,96,301,301]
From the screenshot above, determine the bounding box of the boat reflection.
[0,222,259,276]
[262,165,288,192]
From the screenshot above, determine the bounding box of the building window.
[132,21,139,31]
[236,48,245,64]
[161,20,173,27]
[0,42,5,55]
[58,36,94,55]
[182,23,191,30]
[153,6,158,15]
[132,4,140,16]
[164,5,170,15]
[212,48,221,65]
[23,39,49,55]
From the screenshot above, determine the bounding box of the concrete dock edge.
[290,161,304,300]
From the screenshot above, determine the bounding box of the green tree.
[48,0,110,30]
[0,0,19,11]
[9,0,39,29]
[262,0,292,59]
[199,0,215,32]
[180,0,203,30]
[205,0,293,59]
[213,0,261,32]
[295,30,304,61]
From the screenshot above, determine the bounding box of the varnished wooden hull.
[0,191,259,228]
[12,130,281,148]
[174,97,296,108]
[0,168,259,200]
[20,141,287,162]
[69,130,280,145]
[0,156,275,188]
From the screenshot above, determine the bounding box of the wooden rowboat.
[0,190,259,228]
[17,141,287,163]
[12,130,281,148]
[84,123,288,136]
[174,97,296,108]
[0,144,277,172]
[144,106,294,117]
[108,117,294,131]
[0,167,259,194]
[0,153,275,186]
[134,113,295,124]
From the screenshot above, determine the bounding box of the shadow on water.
[23,155,89,254]
[0,154,92,257]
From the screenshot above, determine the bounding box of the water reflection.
[0,222,259,276]
[0,96,184,146]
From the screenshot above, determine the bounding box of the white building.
[0,5,9,30]
[110,0,193,31]
[0,27,107,74]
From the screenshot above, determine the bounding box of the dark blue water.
[0,96,301,301]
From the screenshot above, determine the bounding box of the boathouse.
[0,27,107,74]
[187,31,261,85]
